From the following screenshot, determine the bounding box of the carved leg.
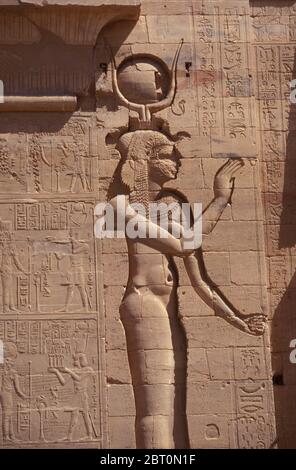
[120,287,188,449]
[67,409,79,441]
[1,395,13,442]
[59,286,74,313]
[8,276,18,311]
[81,410,92,440]
[9,286,18,312]
[2,413,10,441]
[9,414,18,441]
[134,386,175,449]
[2,276,10,313]
[77,285,88,311]
[70,176,77,193]
[80,174,89,192]
[39,410,46,442]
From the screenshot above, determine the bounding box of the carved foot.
[59,436,71,442]
[5,436,21,443]
[3,307,20,314]
[78,435,93,442]
[57,307,69,313]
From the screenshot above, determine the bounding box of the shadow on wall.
[0,18,139,134]
[272,55,296,447]
[255,0,296,449]
[0,112,73,134]
[272,273,296,448]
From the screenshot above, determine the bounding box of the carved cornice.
[0,0,141,109]
[0,1,140,4]
[0,1,141,45]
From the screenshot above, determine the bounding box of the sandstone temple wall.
[0,0,294,449]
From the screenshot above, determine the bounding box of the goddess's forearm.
[183,254,249,332]
[202,196,229,235]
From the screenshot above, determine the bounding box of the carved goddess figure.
[0,220,26,314]
[107,43,266,449]
[0,343,27,442]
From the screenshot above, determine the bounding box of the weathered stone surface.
[0,0,290,451]
[0,1,140,4]
[106,349,131,384]
[188,415,233,449]
[183,317,265,349]
[187,381,234,415]
[108,416,136,448]
[107,384,135,417]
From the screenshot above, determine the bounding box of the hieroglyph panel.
[0,115,104,448]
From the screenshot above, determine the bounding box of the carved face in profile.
[117,130,181,193]
[149,143,180,184]
[74,353,88,368]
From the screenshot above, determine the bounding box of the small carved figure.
[36,395,49,443]
[0,343,27,442]
[69,202,88,227]
[0,138,25,188]
[59,140,90,193]
[0,220,26,313]
[28,135,51,193]
[49,353,95,442]
[51,231,91,313]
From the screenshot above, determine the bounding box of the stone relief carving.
[0,0,144,450]
[0,113,103,446]
[0,1,140,101]
[0,127,96,194]
[0,342,27,443]
[0,206,96,316]
[107,43,267,448]
[49,352,96,442]
[0,320,100,445]
[0,0,280,450]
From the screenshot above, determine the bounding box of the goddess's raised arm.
[202,158,244,235]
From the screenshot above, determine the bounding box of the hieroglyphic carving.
[251,5,296,449]
[194,5,255,142]
[269,257,290,288]
[233,347,268,381]
[225,101,248,138]
[253,16,289,43]
[0,342,26,442]
[0,113,102,446]
[254,34,296,336]
[0,0,281,450]
[254,39,296,133]
[264,193,283,225]
[0,201,96,315]
[0,219,27,314]
[0,320,100,444]
[0,123,97,194]
[262,131,285,161]
[234,381,275,449]
[252,5,296,17]
[194,14,222,136]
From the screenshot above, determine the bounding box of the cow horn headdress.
[111,39,184,126]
